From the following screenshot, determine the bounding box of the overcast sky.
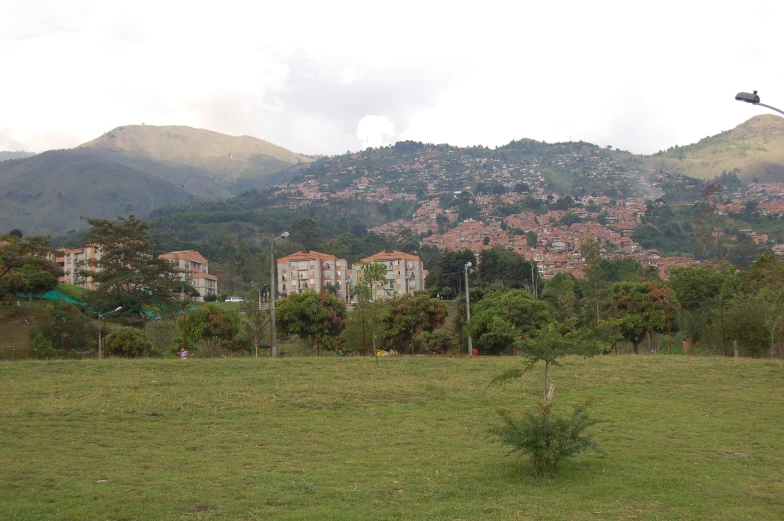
[1,0,782,156]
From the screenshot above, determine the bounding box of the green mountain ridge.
[0,150,195,236]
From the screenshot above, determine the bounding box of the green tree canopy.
[475,248,539,292]
[466,288,552,355]
[425,249,476,298]
[0,232,62,299]
[276,291,347,356]
[178,303,244,357]
[607,280,673,354]
[381,294,448,354]
[104,326,151,358]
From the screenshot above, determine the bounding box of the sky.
[1,0,783,156]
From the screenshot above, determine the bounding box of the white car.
[225,296,245,303]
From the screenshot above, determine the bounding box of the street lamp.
[270,231,289,358]
[735,91,784,116]
[465,261,473,357]
[98,306,122,360]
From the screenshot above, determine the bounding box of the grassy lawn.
[1,356,783,520]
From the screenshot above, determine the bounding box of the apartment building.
[50,246,103,290]
[158,250,218,300]
[277,251,349,300]
[350,250,425,300]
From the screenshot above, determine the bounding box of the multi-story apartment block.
[277,251,349,300]
[350,250,425,300]
[158,250,218,300]
[50,246,103,290]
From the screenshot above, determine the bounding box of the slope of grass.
[56,283,91,303]
[1,356,782,520]
[647,114,784,182]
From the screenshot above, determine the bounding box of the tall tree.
[579,237,604,326]
[290,218,322,252]
[425,249,476,298]
[80,215,184,312]
[668,263,728,347]
[475,248,539,293]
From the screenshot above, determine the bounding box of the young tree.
[275,291,346,356]
[356,261,389,356]
[80,215,184,311]
[509,322,612,405]
[381,294,448,354]
[489,322,614,473]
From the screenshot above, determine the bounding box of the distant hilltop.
[78,124,313,198]
[0,125,312,236]
[647,114,784,183]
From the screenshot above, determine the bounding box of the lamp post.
[98,306,122,359]
[735,91,784,116]
[270,231,289,358]
[465,261,473,357]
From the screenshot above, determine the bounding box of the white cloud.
[356,115,397,149]
[1,0,783,155]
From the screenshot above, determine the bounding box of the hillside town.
[270,146,710,279]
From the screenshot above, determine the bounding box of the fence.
[0,348,97,361]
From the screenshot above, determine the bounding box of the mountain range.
[0,125,311,236]
[2,114,784,237]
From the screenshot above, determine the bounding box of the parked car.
[225,296,245,303]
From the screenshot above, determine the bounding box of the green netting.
[14,291,85,305]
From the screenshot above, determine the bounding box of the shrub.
[420,330,457,354]
[490,403,603,473]
[31,332,55,359]
[104,327,151,358]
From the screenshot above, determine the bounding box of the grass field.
[1,356,783,520]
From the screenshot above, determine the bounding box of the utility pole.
[98,306,122,359]
[465,261,473,357]
[269,232,289,358]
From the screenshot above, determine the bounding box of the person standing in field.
[180,347,188,359]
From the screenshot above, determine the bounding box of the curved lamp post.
[270,232,289,358]
[98,306,122,359]
[465,261,473,357]
[735,91,784,116]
